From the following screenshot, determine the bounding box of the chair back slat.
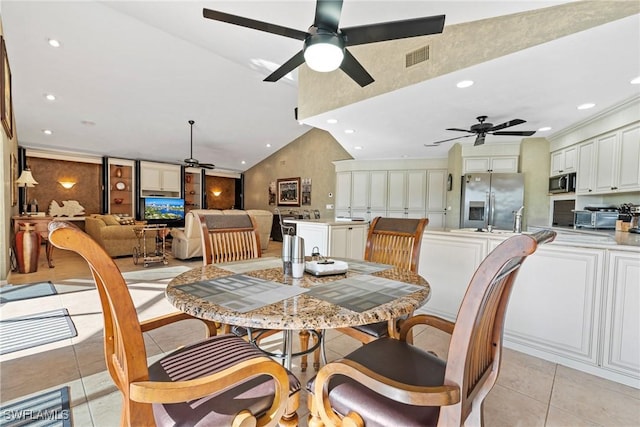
[440,230,556,425]
[197,213,261,265]
[365,217,428,272]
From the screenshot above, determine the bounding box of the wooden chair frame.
[197,213,262,266]
[336,217,428,343]
[48,221,298,427]
[310,230,556,427]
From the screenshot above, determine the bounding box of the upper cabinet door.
[617,125,640,191]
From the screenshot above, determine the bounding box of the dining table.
[166,256,431,370]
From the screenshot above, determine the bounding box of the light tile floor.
[2,244,639,426]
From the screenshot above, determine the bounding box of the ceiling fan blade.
[341,14,445,46]
[474,134,486,146]
[314,0,343,31]
[489,118,526,132]
[339,49,374,87]
[200,163,216,169]
[203,8,308,41]
[426,134,473,146]
[492,130,537,136]
[446,127,475,133]
[263,50,306,82]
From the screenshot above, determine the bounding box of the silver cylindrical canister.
[291,235,305,278]
[282,234,293,276]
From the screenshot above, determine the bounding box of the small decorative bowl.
[114,198,124,204]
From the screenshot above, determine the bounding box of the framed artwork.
[10,152,17,206]
[277,177,301,206]
[1,36,12,139]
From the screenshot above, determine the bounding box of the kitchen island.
[418,227,639,388]
[283,219,369,259]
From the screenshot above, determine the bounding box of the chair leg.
[307,393,325,427]
[313,330,322,371]
[280,392,300,427]
[299,330,310,372]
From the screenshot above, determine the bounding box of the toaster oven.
[574,210,618,229]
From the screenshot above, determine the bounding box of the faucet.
[513,206,524,233]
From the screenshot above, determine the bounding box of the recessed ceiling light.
[354,146,363,150]
[538,126,552,132]
[42,129,53,135]
[456,80,474,88]
[577,103,595,110]
[44,94,56,101]
[48,38,61,48]
[631,76,640,85]
[326,119,338,124]
[241,160,246,165]
[266,143,271,148]
[344,129,355,134]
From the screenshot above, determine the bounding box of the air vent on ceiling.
[406,45,430,68]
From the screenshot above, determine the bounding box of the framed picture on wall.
[1,36,13,139]
[277,177,301,206]
[10,152,17,206]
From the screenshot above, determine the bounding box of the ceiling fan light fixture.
[304,33,344,72]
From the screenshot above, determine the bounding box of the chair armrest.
[139,312,218,338]
[399,314,455,341]
[130,357,289,424]
[313,358,460,426]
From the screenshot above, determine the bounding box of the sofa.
[171,209,273,260]
[85,214,154,258]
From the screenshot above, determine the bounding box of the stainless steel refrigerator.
[460,173,524,230]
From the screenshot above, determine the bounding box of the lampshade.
[15,169,39,187]
[304,33,344,72]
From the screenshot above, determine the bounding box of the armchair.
[308,230,556,427]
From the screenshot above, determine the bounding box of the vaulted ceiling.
[2,1,639,172]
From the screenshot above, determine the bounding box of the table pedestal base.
[252,329,325,371]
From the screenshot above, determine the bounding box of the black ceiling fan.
[425,115,537,147]
[183,120,215,169]
[202,0,445,87]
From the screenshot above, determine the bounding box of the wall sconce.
[212,190,222,197]
[58,181,76,189]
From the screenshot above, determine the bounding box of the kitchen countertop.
[426,226,640,251]
[283,218,370,226]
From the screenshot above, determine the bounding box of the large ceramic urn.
[15,223,41,273]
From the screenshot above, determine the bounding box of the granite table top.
[166,257,430,330]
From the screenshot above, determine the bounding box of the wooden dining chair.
[48,220,300,427]
[336,216,429,344]
[308,230,556,427]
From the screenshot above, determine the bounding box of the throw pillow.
[102,215,121,226]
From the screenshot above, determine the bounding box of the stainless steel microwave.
[549,173,576,194]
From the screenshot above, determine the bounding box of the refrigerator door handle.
[489,192,496,227]
[485,191,491,229]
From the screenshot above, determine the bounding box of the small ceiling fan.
[202,0,445,87]
[425,115,537,147]
[183,120,215,169]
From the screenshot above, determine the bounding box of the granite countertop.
[426,226,640,251]
[166,257,429,330]
[283,218,369,226]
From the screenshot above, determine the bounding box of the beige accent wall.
[297,1,640,120]
[243,128,352,219]
[520,138,551,228]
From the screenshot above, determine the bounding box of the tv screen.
[143,197,185,221]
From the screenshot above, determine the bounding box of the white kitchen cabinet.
[602,251,640,380]
[576,140,596,194]
[335,171,352,217]
[140,161,181,196]
[577,124,640,195]
[288,220,368,259]
[500,242,604,365]
[550,146,577,176]
[350,171,388,221]
[425,169,447,229]
[387,170,426,217]
[463,156,518,173]
[329,224,367,259]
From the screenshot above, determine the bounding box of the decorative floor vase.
[15,223,41,274]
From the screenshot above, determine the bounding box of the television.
[143,197,185,221]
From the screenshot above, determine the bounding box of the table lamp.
[15,167,39,215]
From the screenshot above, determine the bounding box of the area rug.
[0,309,77,355]
[122,265,192,282]
[0,386,72,427]
[0,281,57,303]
